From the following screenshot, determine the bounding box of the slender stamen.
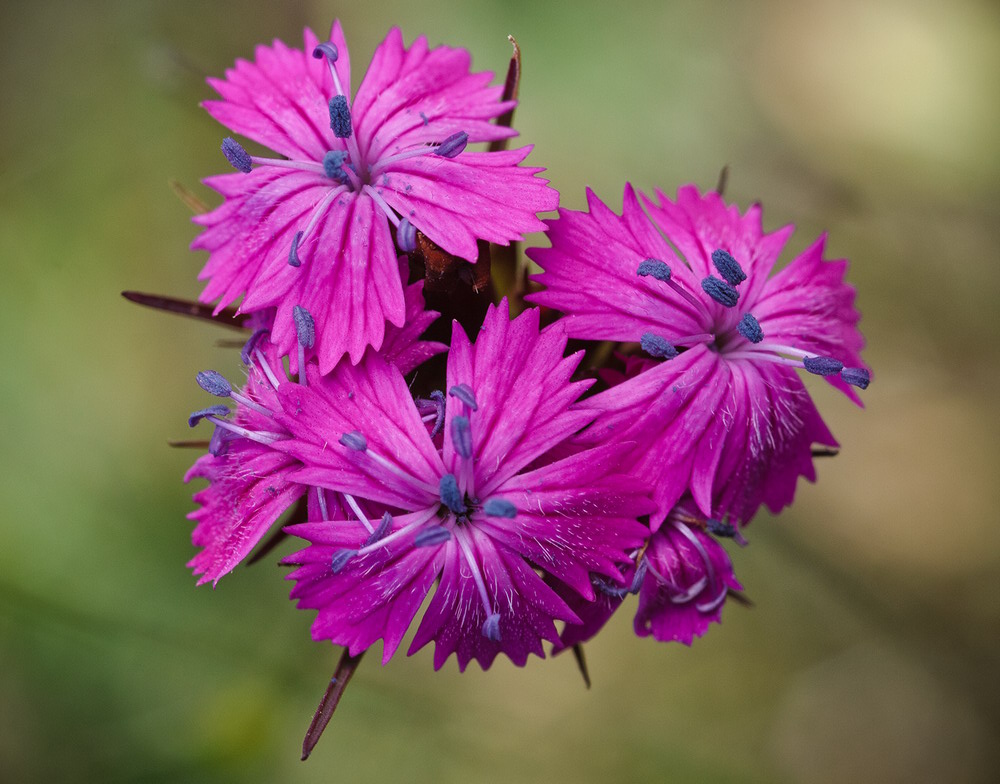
[339,431,438,495]
[241,328,269,366]
[343,493,375,534]
[294,185,349,261]
[354,507,437,557]
[249,156,325,174]
[254,348,282,390]
[205,416,284,445]
[365,512,393,546]
[454,528,499,641]
[196,370,272,417]
[451,416,473,459]
[316,487,329,521]
[448,384,478,411]
[362,184,402,228]
[672,521,722,614]
[370,132,469,174]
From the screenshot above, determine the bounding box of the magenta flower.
[527,184,869,526]
[277,301,654,670]
[554,501,742,651]
[186,265,443,585]
[193,21,558,373]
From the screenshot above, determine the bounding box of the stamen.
[706,519,736,538]
[840,367,871,389]
[672,521,724,614]
[343,493,375,534]
[293,305,316,349]
[737,313,764,344]
[415,390,446,438]
[288,231,303,267]
[397,218,417,253]
[362,185,402,229]
[208,423,234,456]
[414,526,452,547]
[221,137,252,173]
[439,474,467,515]
[205,416,284,445]
[188,405,229,428]
[482,613,502,642]
[254,348,282,390]
[364,512,393,546]
[701,276,739,308]
[711,249,747,286]
[329,95,352,139]
[196,370,231,397]
[640,333,678,360]
[451,416,473,459]
[312,43,338,63]
[637,258,671,281]
[340,431,367,451]
[593,576,629,599]
[629,557,649,594]
[482,498,516,518]
[803,356,843,376]
[330,548,356,574]
[448,384,478,411]
[322,150,349,183]
[435,131,469,158]
[241,328,269,366]
[316,487,329,520]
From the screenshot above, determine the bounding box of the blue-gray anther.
[312,42,338,62]
[329,95,352,138]
[435,131,468,158]
[707,518,737,538]
[448,383,478,411]
[439,473,467,515]
[365,512,393,546]
[188,404,230,428]
[840,367,871,389]
[330,548,356,573]
[737,313,764,344]
[241,328,269,365]
[397,218,417,253]
[701,276,739,308]
[288,231,303,267]
[637,258,671,281]
[711,249,747,286]
[414,526,452,547]
[482,613,502,642]
[196,370,232,398]
[629,558,648,594]
[483,498,517,518]
[209,425,232,456]
[322,150,349,183]
[593,576,629,599]
[803,356,843,376]
[292,305,315,349]
[451,416,473,458]
[640,332,679,359]
[221,137,252,173]
[339,431,367,451]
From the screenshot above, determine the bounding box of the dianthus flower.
[527,185,870,526]
[194,21,558,373]
[277,301,654,670]
[554,500,743,652]
[186,263,443,585]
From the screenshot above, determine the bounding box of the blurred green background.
[2,0,998,781]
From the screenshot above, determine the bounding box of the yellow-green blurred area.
[1,0,998,780]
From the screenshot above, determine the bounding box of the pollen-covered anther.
[288,231,304,267]
[482,613,502,642]
[221,137,252,173]
[414,526,452,547]
[737,313,764,344]
[330,548,357,573]
[803,356,844,376]
[448,384,478,411]
[396,218,417,253]
[439,473,467,515]
[711,249,747,286]
[841,367,871,389]
[365,512,393,546]
[312,42,338,62]
[637,258,671,281]
[640,332,678,360]
[196,370,232,397]
[293,305,316,349]
[188,404,230,428]
[482,498,516,518]
[339,431,367,451]
[701,276,739,308]
[322,150,349,183]
[435,131,469,158]
[328,95,352,139]
[451,415,473,459]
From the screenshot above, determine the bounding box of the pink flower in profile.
[194,21,558,373]
[527,184,870,527]
[185,264,443,585]
[553,501,742,652]
[278,302,654,670]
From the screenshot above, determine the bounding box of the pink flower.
[278,302,654,670]
[527,184,869,527]
[185,263,443,585]
[193,21,558,373]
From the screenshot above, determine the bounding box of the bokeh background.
[2,0,998,781]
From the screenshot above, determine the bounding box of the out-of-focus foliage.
[1,0,997,781]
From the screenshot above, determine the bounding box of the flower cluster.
[141,18,871,751]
